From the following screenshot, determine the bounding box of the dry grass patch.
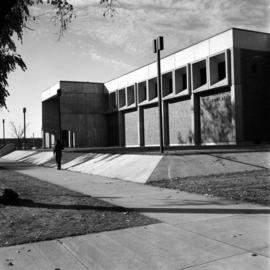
[0,169,158,247]
[149,170,270,205]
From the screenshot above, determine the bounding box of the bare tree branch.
[9,121,29,139]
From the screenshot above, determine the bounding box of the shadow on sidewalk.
[3,198,270,214]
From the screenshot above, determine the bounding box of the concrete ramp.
[20,151,54,165]
[3,150,37,161]
[2,150,269,184]
[1,151,162,184]
[216,152,270,169]
[148,153,265,182]
[69,154,162,183]
[0,143,15,157]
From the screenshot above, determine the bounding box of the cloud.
[80,49,135,71]
[70,0,269,56]
[29,0,270,72]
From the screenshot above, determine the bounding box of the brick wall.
[168,98,193,145]
[124,110,139,146]
[143,105,159,145]
[200,90,234,143]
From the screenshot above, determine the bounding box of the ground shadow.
[2,199,269,214]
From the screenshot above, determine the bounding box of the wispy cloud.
[71,0,269,55]
[30,0,270,72]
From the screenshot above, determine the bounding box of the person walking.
[54,139,64,170]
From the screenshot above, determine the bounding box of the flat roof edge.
[105,27,270,85]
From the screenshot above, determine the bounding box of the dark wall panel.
[107,113,119,146]
[168,99,192,145]
[124,110,138,146]
[200,91,234,143]
[62,114,107,147]
[144,106,159,145]
[42,97,59,136]
[240,49,270,142]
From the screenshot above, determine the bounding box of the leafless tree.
[9,121,29,149]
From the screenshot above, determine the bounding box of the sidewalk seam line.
[179,250,255,270]
[169,222,266,255]
[56,239,91,270]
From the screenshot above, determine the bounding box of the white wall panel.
[148,62,157,78]
[118,75,128,89]
[192,40,210,60]
[175,48,194,68]
[135,66,149,82]
[105,80,118,93]
[41,82,60,101]
[127,72,137,86]
[209,30,233,55]
[161,55,175,73]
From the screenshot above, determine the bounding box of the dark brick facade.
[168,98,193,145]
[107,112,119,146]
[200,90,234,144]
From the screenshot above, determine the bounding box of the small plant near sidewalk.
[0,169,158,247]
[148,170,270,205]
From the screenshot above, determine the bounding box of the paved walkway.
[0,158,269,270]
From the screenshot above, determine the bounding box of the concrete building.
[42,28,270,148]
[42,81,107,148]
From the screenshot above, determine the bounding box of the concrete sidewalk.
[0,158,269,270]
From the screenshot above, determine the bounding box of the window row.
[108,50,230,111]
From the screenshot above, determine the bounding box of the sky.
[1,0,270,138]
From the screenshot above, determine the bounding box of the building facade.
[42,28,270,148]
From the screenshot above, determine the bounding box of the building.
[42,28,270,148]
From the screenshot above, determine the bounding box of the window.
[148,77,158,100]
[175,66,188,93]
[209,52,227,85]
[162,71,173,96]
[200,67,207,85]
[138,81,147,103]
[218,61,226,81]
[127,85,135,105]
[192,60,207,90]
[118,88,126,108]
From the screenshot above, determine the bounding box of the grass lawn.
[148,169,270,205]
[0,169,158,247]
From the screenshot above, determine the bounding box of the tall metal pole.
[153,36,164,153]
[2,119,5,144]
[23,107,26,149]
[57,89,62,143]
[157,48,164,153]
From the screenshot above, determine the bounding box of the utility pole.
[153,36,164,153]
[2,119,5,144]
[23,107,26,149]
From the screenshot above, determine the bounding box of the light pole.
[57,89,62,143]
[23,107,26,149]
[153,36,164,153]
[2,119,5,144]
